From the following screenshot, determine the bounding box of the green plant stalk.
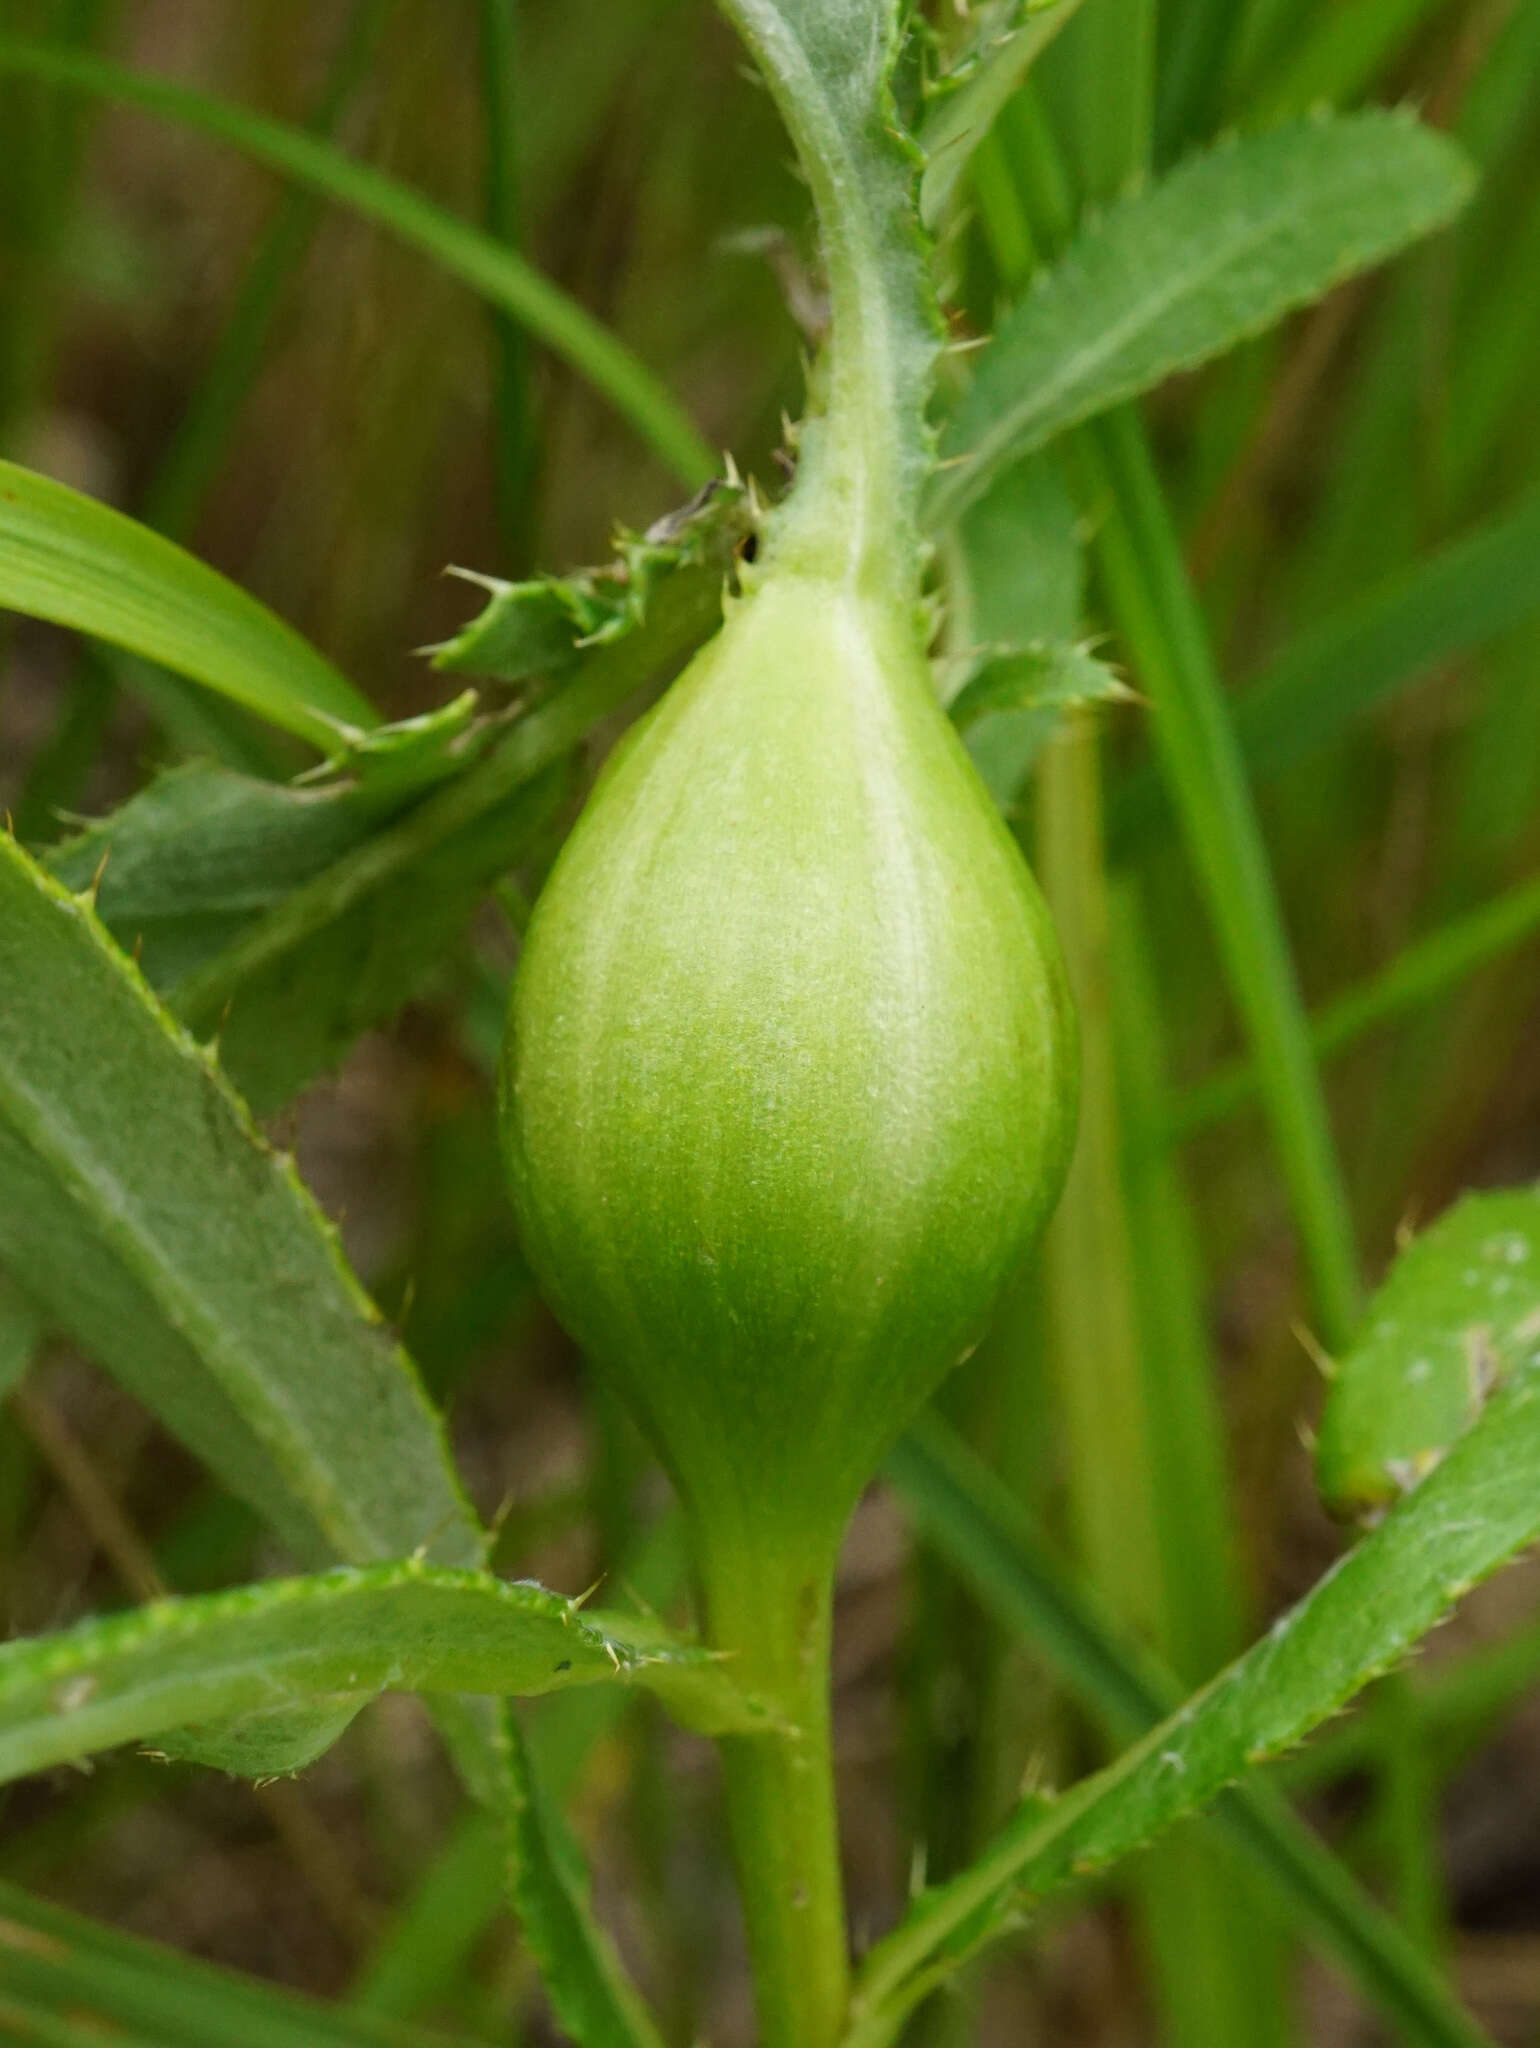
[0,38,713,489]
[985,67,1290,2038]
[1109,882,1297,2043]
[1039,722,1281,2048]
[712,1,935,589]
[1072,409,1363,1349]
[696,1531,850,2048]
[1107,881,1246,1681]
[1037,722,1164,1636]
[645,8,941,2034]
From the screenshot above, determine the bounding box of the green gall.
[500,565,1076,1558]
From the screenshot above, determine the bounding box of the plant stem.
[1073,407,1363,1348]
[696,1532,850,2048]
[712,1,936,589]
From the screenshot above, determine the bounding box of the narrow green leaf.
[0,830,481,1570]
[347,1812,506,2019]
[932,111,1475,525]
[0,1562,764,1786]
[1317,1186,1540,1519]
[0,40,713,490]
[477,0,537,563]
[45,714,498,994]
[494,1708,671,2048]
[1255,0,1447,124]
[1112,479,1540,849]
[0,1878,473,2048]
[32,498,738,1117]
[1169,869,1540,1138]
[1234,478,1540,787]
[888,1418,1490,2048]
[856,1194,1540,2032]
[155,535,734,1075]
[0,458,375,749]
[918,0,1086,227]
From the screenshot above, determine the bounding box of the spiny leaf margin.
[850,1185,1540,2038]
[0,829,482,1569]
[0,1559,769,1787]
[931,109,1475,526]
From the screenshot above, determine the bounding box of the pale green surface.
[503,571,1076,1558]
[0,831,480,1570]
[0,458,374,748]
[932,111,1473,524]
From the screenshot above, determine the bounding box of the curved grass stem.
[0,38,713,490]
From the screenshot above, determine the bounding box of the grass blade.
[0,1877,475,2048]
[142,0,393,544]
[1077,406,1364,1345]
[0,458,376,748]
[477,0,537,565]
[1254,0,1454,123]
[917,0,1086,228]
[495,1707,671,2048]
[0,38,714,489]
[1171,867,1540,1137]
[1114,477,1540,847]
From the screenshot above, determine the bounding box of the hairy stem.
[697,1531,849,2048]
[714,0,936,589]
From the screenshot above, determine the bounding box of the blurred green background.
[2,1,1539,2042]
